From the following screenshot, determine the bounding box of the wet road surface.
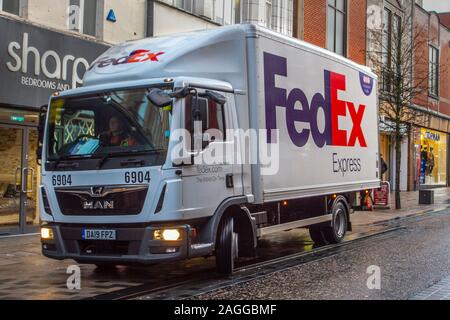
[0,209,448,300]
[194,210,450,300]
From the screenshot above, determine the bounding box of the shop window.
[419,129,447,186]
[68,0,99,37]
[1,0,20,15]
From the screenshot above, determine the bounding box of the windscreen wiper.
[52,154,95,169]
[96,149,166,170]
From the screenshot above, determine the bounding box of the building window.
[159,0,292,36]
[68,0,99,37]
[234,0,241,23]
[327,0,347,56]
[175,0,193,11]
[0,0,20,15]
[429,46,439,97]
[270,0,293,36]
[161,0,235,25]
[382,8,401,94]
[265,0,272,29]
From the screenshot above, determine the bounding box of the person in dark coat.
[380,154,388,180]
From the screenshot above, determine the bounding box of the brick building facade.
[297,0,367,65]
[439,13,450,29]
[294,0,450,191]
[409,5,450,190]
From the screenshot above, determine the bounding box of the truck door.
[180,92,239,218]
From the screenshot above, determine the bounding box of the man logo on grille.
[90,186,105,197]
[83,200,114,210]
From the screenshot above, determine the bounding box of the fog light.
[163,229,181,241]
[154,229,181,241]
[41,227,54,240]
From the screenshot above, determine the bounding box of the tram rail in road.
[86,208,450,301]
[87,226,404,300]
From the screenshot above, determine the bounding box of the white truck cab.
[39,24,379,274]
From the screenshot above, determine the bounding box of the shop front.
[412,127,448,189]
[0,15,109,235]
[379,119,408,191]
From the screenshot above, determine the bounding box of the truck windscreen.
[46,87,171,161]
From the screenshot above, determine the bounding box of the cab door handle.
[226,174,234,188]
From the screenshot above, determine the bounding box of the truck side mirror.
[172,154,195,167]
[192,96,208,131]
[37,104,48,165]
[204,90,226,105]
[146,88,173,109]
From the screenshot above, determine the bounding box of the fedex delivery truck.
[38,24,379,274]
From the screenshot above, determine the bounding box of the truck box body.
[39,24,379,269]
[82,24,379,204]
[254,32,379,202]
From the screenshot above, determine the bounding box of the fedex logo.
[89,49,164,70]
[264,52,367,148]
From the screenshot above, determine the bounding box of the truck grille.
[55,185,148,216]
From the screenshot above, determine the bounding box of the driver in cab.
[99,116,137,147]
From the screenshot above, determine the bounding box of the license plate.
[82,229,116,240]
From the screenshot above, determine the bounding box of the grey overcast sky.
[422,0,450,12]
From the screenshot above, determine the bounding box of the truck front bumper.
[40,224,214,264]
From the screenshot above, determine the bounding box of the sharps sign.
[264,52,371,149]
[0,15,109,108]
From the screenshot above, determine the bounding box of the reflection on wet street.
[0,217,398,300]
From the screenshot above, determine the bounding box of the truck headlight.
[41,227,54,240]
[153,229,181,241]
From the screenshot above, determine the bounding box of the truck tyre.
[322,201,348,244]
[95,262,117,270]
[308,227,328,245]
[215,216,238,275]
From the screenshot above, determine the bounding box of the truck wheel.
[322,201,348,244]
[95,262,117,270]
[215,216,238,275]
[308,227,328,245]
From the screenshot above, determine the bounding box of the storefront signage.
[379,119,408,135]
[0,15,109,109]
[10,115,25,122]
[374,181,390,207]
[423,131,440,141]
